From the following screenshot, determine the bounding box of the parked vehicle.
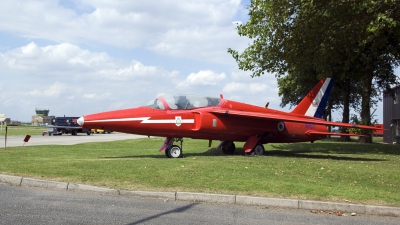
[91,128,112,134]
[46,116,91,136]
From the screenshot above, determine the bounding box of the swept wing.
[210,109,375,131]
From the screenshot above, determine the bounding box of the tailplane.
[290,78,334,118]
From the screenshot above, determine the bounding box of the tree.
[228,0,400,143]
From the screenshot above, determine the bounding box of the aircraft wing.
[305,130,366,137]
[210,109,376,130]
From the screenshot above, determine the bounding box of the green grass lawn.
[0,136,399,207]
[0,125,44,136]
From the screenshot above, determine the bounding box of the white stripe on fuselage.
[305,78,331,117]
[86,117,195,124]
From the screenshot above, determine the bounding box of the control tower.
[35,108,50,116]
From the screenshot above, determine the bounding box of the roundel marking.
[276,121,286,132]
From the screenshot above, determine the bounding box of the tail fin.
[290,78,334,118]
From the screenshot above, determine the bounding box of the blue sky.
[0,0,387,123]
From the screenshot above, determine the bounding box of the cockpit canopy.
[145,94,221,110]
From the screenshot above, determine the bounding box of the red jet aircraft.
[77,78,375,158]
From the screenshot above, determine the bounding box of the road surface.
[1,184,398,225]
[1,132,146,147]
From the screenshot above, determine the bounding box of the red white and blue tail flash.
[291,78,334,118]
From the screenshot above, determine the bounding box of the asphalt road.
[1,184,398,225]
[1,132,146,147]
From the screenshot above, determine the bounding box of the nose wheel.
[165,145,183,158]
[165,138,184,158]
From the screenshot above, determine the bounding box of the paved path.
[1,132,146,147]
[1,183,399,225]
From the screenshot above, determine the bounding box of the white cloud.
[232,21,242,25]
[82,92,112,100]
[0,0,247,64]
[0,42,178,83]
[223,82,269,94]
[27,82,66,97]
[177,70,226,89]
[0,42,113,76]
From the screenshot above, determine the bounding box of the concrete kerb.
[299,200,366,214]
[67,183,120,195]
[0,174,22,186]
[119,190,176,200]
[21,178,68,190]
[176,192,236,204]
[0,174,399,217]
[236,195,298,209]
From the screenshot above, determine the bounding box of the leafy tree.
[229,0,400,143]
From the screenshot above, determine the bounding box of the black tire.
[86,131,91,135]
[221,141,235,155]
[165,148,172,158]
[245,151,255,157]
[253,144,265,156]
[167,145,183,158]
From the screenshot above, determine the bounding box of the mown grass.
[0,126,44,136]
[0,136,399,207]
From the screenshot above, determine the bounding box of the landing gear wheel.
[167,145,183,158]
[253,144,265,156]
[245,151,255,157]
[221,141,235,155]
[165,148,172,158]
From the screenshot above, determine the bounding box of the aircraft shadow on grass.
[269,142,399,156]
[103,146,386,162]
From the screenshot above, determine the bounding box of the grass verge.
[0,126,44,136]
[0,137,399,206]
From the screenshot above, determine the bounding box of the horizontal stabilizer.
[305,130,366,137]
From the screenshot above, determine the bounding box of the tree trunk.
[339,80,351,142]
[359,70,373,143]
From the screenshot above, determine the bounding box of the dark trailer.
[50,116,91,136]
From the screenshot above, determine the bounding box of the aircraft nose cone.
[77,116,84,126]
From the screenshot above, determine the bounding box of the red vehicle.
[77,78,375,158]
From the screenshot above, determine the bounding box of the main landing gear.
[221,141,235,155]
[245,143,265,157]
[220,141,265,156]
[161,138,265,158]
[165,138,183,158]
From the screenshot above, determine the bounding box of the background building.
[383,87,400,144]
[31,108,53,126]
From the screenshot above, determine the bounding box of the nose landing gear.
[165,138,184,158]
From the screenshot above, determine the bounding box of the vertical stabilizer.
[290,78,334,118]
